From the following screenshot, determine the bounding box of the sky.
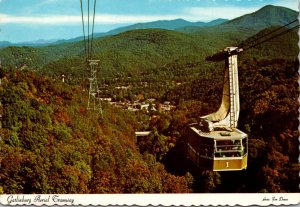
[0,0,298,43]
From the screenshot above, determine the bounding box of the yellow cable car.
[186,123,248,171]
[185,47,248,171]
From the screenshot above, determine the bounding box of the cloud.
[1,2,296,26]
[0,6,259,26]
[0,5,261,26]
[0,14,80,25]
[271,0,298,11]
[0,13,180,25]
[184,6,259,21]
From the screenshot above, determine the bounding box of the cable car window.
[215,139,243,157]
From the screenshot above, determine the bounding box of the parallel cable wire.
[239,19,299,49]
[206,20,299,61]
[80,0,87,60]
[87,0,90,60]
[91,0,97,59]
[80,0,102,114]
[80,0,97,60]
[243,24,299,51]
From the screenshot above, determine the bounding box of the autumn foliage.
[0,70,192,193]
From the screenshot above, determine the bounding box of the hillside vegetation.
[0,69,193,193]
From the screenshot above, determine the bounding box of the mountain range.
[0,4,298,76]
[98,18,228,36]
[177,5,298,34]
[0,18,228,48]
[223,5,298,29]
[0,5,297,48]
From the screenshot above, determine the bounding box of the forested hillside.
[0,69,193,193]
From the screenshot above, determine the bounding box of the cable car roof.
[190,126,247,140]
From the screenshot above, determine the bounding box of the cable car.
[185,47,248,171]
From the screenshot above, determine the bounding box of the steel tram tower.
[201,47,242,129]
[87,60,103,117]
[80,0,103,117]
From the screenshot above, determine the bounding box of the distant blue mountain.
[54,18,228,44]
[177,5,298,33]
[0,39,61,48]
[0,18,228,47]
[0,41,13,48]
[222,5,298,29]
[102,18,228,35]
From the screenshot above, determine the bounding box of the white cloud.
[271,0,299,11]
[184,6,259,21]
[0,14,80,25]
[0,13,180,25]
[0,6,259,26]
[1,2,296,26]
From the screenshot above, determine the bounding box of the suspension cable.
[206,21,299,61]
[91,0,97,59]
[80,0,87,60]
[243,24,299,51]
[87,0,90,60]
[239,19,298,49]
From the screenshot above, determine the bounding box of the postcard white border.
[0,193,299,206]
[0,1,299,207]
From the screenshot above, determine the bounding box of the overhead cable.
[80,0,97,60]
[239,19,298,49]
[80,0,87,60]
[87,0,90,59]
[91,0,97,59]
[243,24,299,51]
